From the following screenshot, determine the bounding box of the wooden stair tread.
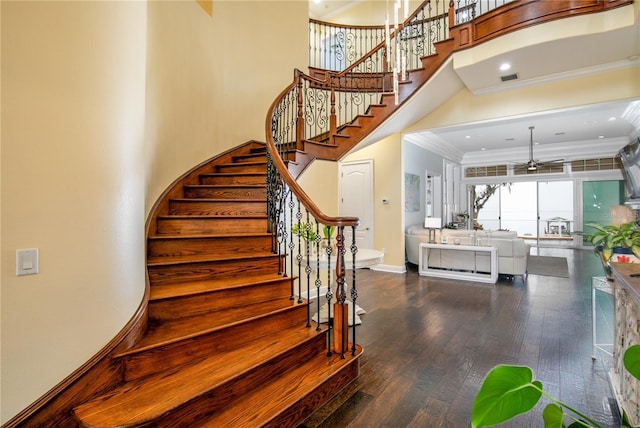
[149,273,287,300]
[148,232,271,240]
[218,161,267,167]
[157,214,267,219]
[169,198,266,202]
[184,184,267,188]
[119,299,307,355]
[146,251,276,266]
[74,327,329,427]
[200,172,266,176]
[202,345,363,427]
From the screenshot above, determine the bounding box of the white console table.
[418,243,498,284]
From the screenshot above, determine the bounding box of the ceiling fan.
[521,126,564,171]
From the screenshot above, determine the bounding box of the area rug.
[527,255,570,278]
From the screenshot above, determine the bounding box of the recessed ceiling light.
[598,135,605,139]
[499,63,511,71]
[465,135,471,139]
[481,148,486,151]
[608,117,617,122]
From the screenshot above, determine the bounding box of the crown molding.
[460,137,630,166]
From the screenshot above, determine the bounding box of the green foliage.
[292,222,336,241]
[471,365,602,428]
[624,345,640,381]
[542,404,564,427]
[471,365,542,427]
[291,222,317,241]
[322,225,335,239]
[582,222,640,262]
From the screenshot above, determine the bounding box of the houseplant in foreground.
[471,345,640,427]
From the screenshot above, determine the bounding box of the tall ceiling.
[308,0,640,166]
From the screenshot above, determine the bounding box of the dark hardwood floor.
[301,247,619,427]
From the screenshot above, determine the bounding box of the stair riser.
[184,186,267,199]
[216,163,267,174]
[146,334,329,427]
[149,280,292,320]
[156,217,267,235]
[232,154,267,163]
[148,256,282,286]
[264,358,360,428]
[199,174,266,185]
[148,235,272,260]
[122,303,312,381]
[168,200,266,216]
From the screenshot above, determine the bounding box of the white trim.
[370,264,406,274]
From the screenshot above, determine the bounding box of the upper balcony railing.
[309,0,513,72]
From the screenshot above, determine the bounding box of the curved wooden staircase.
[5,2,632,426]
[5,141,355,428]
[70,141,362,427]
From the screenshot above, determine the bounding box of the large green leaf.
[542,404,564,427]
[624,345,640,381]
[471,365,543,427]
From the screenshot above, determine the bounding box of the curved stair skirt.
[71,141,363,427]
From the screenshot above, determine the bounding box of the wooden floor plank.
[300,248,620,428]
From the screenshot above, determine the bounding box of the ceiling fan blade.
[537,159,565,166]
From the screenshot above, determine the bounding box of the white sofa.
[405,226,529,277]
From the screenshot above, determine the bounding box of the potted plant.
[292,223,337,256]
[292,222,318,255]
[320,224,336,255]
[582,221,640,279]
[471,345,640,427]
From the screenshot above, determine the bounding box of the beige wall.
[1,0,308,423]
[145,0,308,214]
[1,1,148,422]
[298,160,339,216]
[343,134,404,268]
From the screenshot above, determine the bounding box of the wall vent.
[500,73,518,82]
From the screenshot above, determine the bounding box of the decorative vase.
[597,246,639,280]
[320,238,337,256]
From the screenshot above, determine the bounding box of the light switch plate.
[17,248,39,276]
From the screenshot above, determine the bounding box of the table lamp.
[424,217,441,243]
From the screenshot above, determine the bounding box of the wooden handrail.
[265,72,360,229]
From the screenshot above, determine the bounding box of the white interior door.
[339,160,374,249]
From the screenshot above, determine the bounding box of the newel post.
[448,0,455,29]
[333,227,348,356]
[296,73,305,151]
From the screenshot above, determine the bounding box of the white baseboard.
[370,264,406,274]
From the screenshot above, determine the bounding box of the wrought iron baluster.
[314,221,322,331]
[295,201,303,303]
[325,223,333,356]
[350,225,358,356]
